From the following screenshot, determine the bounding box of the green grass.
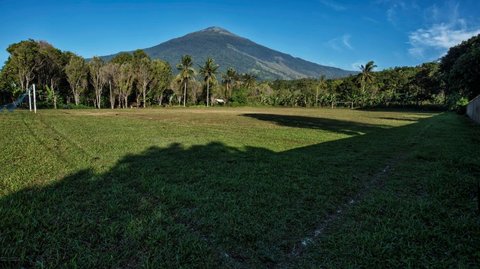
[0,107,479,268]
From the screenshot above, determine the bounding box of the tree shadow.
[0,114,436,268]
[376,117,420,122]
[242,113,389,135]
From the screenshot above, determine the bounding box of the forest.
[0,34,479,110]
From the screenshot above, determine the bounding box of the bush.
[230,88,248,106]
[446,93,469,114]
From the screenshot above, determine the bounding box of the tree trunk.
[183,81,187,107]
[159,92,164,106]
[143,85,146,108]
[124,96,128,109]
[97,91,101,109]
[109,82,115,109]
[206,80,210,107]
[50,81,57,109]
[225,83,229,100]
[74,90,80,106]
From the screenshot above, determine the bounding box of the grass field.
[1,107,479,268]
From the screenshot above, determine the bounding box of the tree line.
[1,34,479,109]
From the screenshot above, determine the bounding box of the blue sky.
[1,0,479,70]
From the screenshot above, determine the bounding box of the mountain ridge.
[101,27,357,80]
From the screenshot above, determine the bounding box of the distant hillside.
[101,27,357,80]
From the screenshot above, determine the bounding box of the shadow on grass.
[0,114,437,268]
[242,113,389,135]
[376,117,420,122]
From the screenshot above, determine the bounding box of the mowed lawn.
[0,107,479,268]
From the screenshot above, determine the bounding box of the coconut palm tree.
[358,61,377,105]
[176,55,195,107]
[199,58,219,107]
[358,61,377,93]
[241,73,257,90]
[222,67,237,100]
[316,75,326,107]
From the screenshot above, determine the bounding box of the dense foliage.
[440,33,480,102]
[1,34,479,109]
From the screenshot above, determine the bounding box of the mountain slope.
[102,27,356,80]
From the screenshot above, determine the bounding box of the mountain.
[101,27,356,80]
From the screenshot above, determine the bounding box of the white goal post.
[27,84,37,113]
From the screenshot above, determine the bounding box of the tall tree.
[357,61,377,105]
[132,50,150,107]
[89,57,105,109]
[114,63,134,108]
[151,59,172,106]
[137,57,153,108]
[7,40,42,92]
[241,73,257,90]
[111,52,133,65]
[38,42,65,109]
[0,60,17,103]
[176,55,195,107]
[440,33,480,100]
[199,57,219,107]
[316,75,326,107]
[222,67,237,101]
[65,54,88,106]
[100,62,118,109]
[411,62,441,104]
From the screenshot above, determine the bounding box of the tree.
[411,62,441,104]
[316,75,327,107]
[7,40,42,92]
[100,62,118,109]
[0,60,17,103]
[132,50,150,107]
[38,41,65,109]
[241,73,257,90]
[65,54,88,105]
[89,57,105,109]
[440,34,480,100]
[136,57,153,108]
[222,67,237,101]
[357,61,377,105]
[111,52,133,65]
[176,55,195,107]
[151,59,172,106]
[113,63,135,108]
[199,57,219,107]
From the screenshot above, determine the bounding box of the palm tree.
[242,73,257,90]
[222,67,237,100]
[316,75,326,107]
[199,57,219,107]
[358,61,377,105]
[176,55,195,107]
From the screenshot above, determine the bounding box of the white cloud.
[377,0,421,26]
[363,16,379,24]
[408,22,480,58]
[342,35,353,50]
[319,0,346,11]
[327,34,354,51]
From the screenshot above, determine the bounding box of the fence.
[467,95,480,123]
